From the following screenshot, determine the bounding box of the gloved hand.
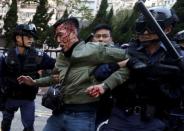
[127,57,147,70]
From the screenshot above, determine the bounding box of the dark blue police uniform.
[94,42,183,131]
[1,47,55,131]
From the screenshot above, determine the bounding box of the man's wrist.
[33,79,38,86]
[101,83,110,91]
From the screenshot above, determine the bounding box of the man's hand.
[85,84,106,97]
[118,59,129,68]
[17,76,36,86]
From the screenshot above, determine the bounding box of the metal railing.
[0,47,60,58]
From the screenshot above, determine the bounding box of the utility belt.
[166,111,184,129]
[116,103,158,121]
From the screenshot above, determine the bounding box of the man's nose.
[143,30,149,35]
[99,37,104,42]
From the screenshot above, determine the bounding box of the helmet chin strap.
[17,35,29,49]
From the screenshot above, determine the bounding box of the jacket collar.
[64,41,79,57]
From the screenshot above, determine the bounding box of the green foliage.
[45,26,57,48]
[3,0,18,48]
[112,6,138,43]
[23,0,39,3]
[106,7,114,25]
[80,0,113,40]
[173,0,184,23]
[92,0,108,25]
[62,9,69,19]
[56,0,93,21]
[172,0,184,34]
[32,0,54,48]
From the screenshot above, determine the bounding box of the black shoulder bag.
[41,64,71,111]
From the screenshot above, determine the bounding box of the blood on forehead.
[56,22,76,34]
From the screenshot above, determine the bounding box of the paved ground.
[0,96,52,131]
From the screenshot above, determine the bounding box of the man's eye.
[102,35,109,38]
[95,34,109,38]
[95,35,101,38]
[57,33,63,37]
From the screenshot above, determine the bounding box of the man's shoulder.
[4,48,15,58]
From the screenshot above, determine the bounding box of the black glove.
[127,58,147,70]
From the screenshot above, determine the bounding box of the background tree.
[106,7,114,25]
[62,8,69,19]
[32,0,54,48]
[3,0,18,48]
[112,6,138,44]
[80,0,111,40]
[172,0,184,34]
[56,0,93,21]
[91,0,108,25]
[23,0,38,3]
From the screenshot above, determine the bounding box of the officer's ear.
[16,35,24,44]
[164,25,172,34]
[16,35,21,42]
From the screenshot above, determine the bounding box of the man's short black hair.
[53,17,79,31]
[93,24,112,35]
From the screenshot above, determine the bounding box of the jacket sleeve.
[95,44,129,90]
[35,76,60,87]
[35,67,60,87]
[35,53,64,87]
[102,67,129,90]
[98,44,129,62]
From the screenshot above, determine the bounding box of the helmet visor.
[135,21,165,34]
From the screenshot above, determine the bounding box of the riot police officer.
[92,7,183,131]
[175,30,184,50]
[1,23,55,131]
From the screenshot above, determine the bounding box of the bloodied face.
[55,22,77,52]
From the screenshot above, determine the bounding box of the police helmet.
[175,30,184,42]
[15,23,37,38]
[135,7,179,34]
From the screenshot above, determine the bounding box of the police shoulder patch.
[35,49,44,56]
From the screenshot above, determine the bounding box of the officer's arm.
[92,44,129,82]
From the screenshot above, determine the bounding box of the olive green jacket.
[36,41,129,104]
